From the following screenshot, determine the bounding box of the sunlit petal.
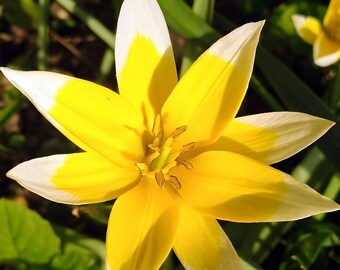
[323,0,340,42]
[0,68,144,165]
[174,151,340,222]
[116,0,177,131]
[6,152,140,204]
[191,112,334,165]
[291,15,322,44]
[173,204,242,270]
[106,179,178,270]
[162,21,264,150]
[313,33,340,66]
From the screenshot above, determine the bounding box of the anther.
[182,142,198,153]
[155,171,166,189]
[169,175,181,190]
[172,125,187,138]
[177,161,193,170]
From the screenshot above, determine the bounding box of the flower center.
[136,115,196,190]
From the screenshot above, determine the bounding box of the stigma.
[136,114,196,190]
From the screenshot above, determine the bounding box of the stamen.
[182,142,198,153]
[135,162,146,172]
[177,160,193,170]
[172,125,187,138]
[135,162,149,176]
[147,142,160,152]
[152,114,162,137]
[168,175,181,190]
[155,171,166,189]
[146,116,194,191]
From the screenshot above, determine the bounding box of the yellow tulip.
[2,0,339,269]
[292,0,340,66]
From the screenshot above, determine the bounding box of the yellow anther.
[155,171,166,189]
[182,142,198,153]
[172,125,187,138]
[168,175,181,190]
[177,160,193,170]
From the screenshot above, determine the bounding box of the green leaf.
[280,223,340,269]
[51,225,105,270]
[0,199,61,264]
[2,0,40,29]
[158,0,220,46]
[55,0,115,50]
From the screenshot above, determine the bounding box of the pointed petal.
[173,205,242,270]
[162,21,264,149]
[174,151,340,222]
[291,15,322,44]
[6,152,140,204]
[0,68,144,165]
[106,179,178,270]
[193,112,334,165]
[313,33,340,66]
[323,0,340,42]
[116,0,177,131]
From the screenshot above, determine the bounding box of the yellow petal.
[6,152,140,204]
[173,204,242,270]
[323,0,340,42]
[162,21,264,150]
[116,0,177,131]
[291,15,322,44]
[313,33,340,66]
[0,68,144,165]
[106,179,178,270]
[174,151,340,222]
[192,112,334,165]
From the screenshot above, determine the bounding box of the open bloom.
[292,0,340,66]
[2,0,339,269]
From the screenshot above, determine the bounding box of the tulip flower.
[292,0,340,66]
[2,0,339,269]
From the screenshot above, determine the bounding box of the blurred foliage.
[0,0,339,269]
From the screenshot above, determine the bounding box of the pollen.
[136,114,196,190]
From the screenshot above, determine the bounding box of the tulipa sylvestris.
[292,0,340,67]
[2,0,339,269]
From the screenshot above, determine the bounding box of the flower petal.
[0,68,144,165]
[115,0,177,131]
[162,21,264,149]
[291,15,322,44]
[192,112,334,165]
[6,152,140,204]
[106,179,178,270]
[174,151,339,222]
[323,0,340,42]
[313,33,340,67]
[173,204,242,270]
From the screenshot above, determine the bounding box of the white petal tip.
[291,14,306,26]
